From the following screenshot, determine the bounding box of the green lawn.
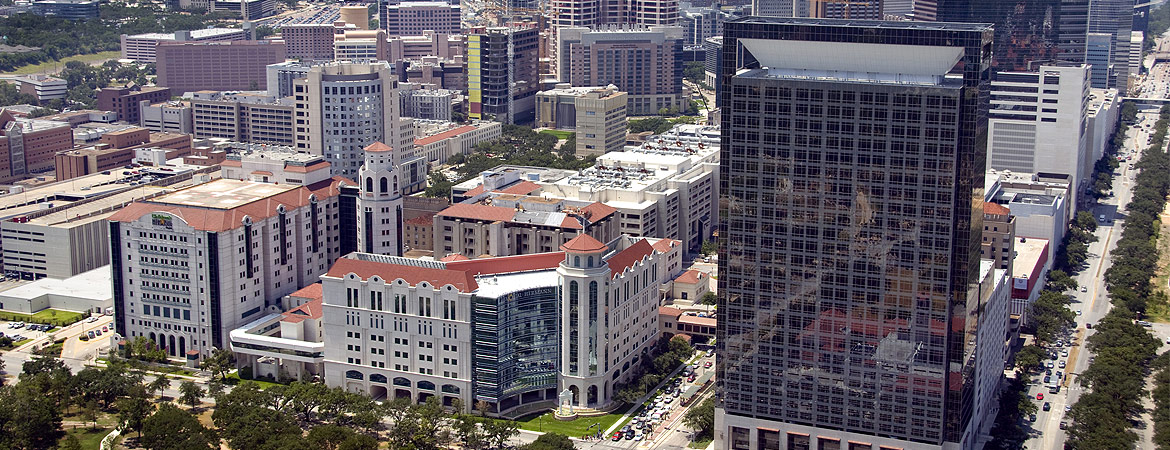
[0,308,86,326]
[689,437,713,448]
[539,129,574,140]
[1,51,121,75]
[64,426,112,449]
[224,372,286,390]
[515,405,632,438]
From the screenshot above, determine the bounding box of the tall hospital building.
[716,18,998,450]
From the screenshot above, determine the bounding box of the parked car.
[704,361,713,369]
[1029,413,1037,422]
[1037,393,1044,400]
[1059,361,1066,369]
[1043,402,1051,411]
[612,432,623,441]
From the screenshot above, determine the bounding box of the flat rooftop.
[728,16,994,32]
[127,28,245,41]
[0,265,111,303]
[1012,237,1049,280]
[152,178,298,210]
[473,269,558,298]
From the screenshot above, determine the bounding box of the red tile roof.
[222,160,242,167]
[415,125,476,146]
[679,315,716,327]
[326,257,478,291]
[659,306,683,318]
[461,184,485,197]
[497,180,541,195]
[446,251,564,275]
[108,177,353,232]
[405,214,435,226]
[288,283,323,301]
[607,239,654,279]
[674,269,704,284]
[440,253,470,262]
[652,239,679,253]
[365,142,393,153]
[282,298,323,322]
[437,203,515,222]
[985,202,1011,216]
[581,202,617,222]
[562,234,608,253]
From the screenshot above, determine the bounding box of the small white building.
[0,266,112,314]
[229,283,325,381]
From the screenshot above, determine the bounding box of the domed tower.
[356,141,403,256]
[557,233,613,408]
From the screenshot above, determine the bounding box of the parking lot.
[0,320,56,345]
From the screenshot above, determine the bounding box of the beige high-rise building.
[536,85,627,156]
[552,0,678,27]
[293,62,400,178]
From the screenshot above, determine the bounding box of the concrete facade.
[293,62,400,179]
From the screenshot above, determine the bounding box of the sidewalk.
[602,352,702,437]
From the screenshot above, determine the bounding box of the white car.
[86,316,99,323]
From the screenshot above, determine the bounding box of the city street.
[1022,69,1167,448]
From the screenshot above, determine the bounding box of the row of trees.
[1152,353,1170,448]
[1065,104,1170,449]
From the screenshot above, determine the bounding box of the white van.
[1099,214,1107,222]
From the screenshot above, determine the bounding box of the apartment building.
[535,85,628,156]
[557,26,686,116]
[432,195,618,259]
[156,40,287,94]
[107,176,357,357]
[293,62,400,179]
[987,64,1091,208]
[319,233,680,414]
[467,27,540,125]
[96,86,172,124]
[381,1,461,35]
[120,28,249,63]
[0,110,72,181]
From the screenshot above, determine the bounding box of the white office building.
[107,177,354,358]
[987,64,1091,208]
[320,233,681,413]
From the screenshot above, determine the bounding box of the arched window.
[345,370,364,380]
[587,256,594,267]
[380,177,388,193]
[574,256,581,267]
[393,377,411,387]
[370,374,388,384]
[441,384,460,394]
[417,380,436,391]
[365,177,373,192]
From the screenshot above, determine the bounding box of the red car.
[704,361,712,369]
[612,432,623,441]
[1036,393,1044,400]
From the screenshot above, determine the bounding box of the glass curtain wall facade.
[471,284,560,414]
[717,17,992,449]
[936,0,1064,71]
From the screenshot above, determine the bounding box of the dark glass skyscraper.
[936,0,1065,70]
[716,17,993,449]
